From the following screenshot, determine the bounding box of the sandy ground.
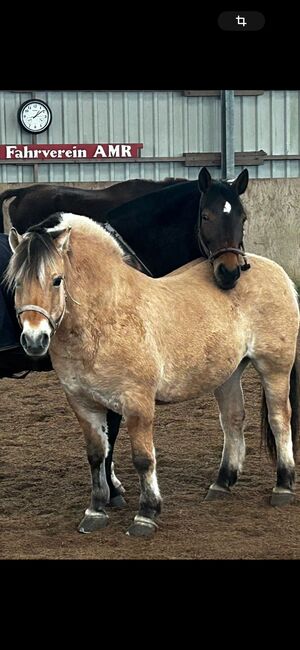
[0,365,299,560]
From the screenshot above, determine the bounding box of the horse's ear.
[9,227,22,252]
[198,167,212,193]
[231,169,249,195]
[51,226,72,253]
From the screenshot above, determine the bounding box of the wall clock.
[18,99,52,134]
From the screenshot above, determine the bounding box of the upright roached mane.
[7,211,299,539]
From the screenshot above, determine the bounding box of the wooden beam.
[0,150,268,166]
[184,150,267,166]
[183,90,264,97]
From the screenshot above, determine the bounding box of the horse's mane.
[5,227,61,291]
[4,212,124,291]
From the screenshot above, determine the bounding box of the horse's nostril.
[41,333,49,347]
[20,332,27,349]
[218,264,240,282]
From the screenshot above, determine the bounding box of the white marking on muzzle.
[22,317,52,341]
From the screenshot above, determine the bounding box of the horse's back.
[0,177,190,234]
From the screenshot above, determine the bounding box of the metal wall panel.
[234,90,300,178]
[0,90,220,183]
[0,90,299,183]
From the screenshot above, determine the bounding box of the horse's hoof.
[205,484,231,501]
[126,515,158,538]
[270,489,295,507]
[109,494,127,508]
[78,510,109,533]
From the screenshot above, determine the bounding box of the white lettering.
[93,145,107,158]
[50,150,57,158]
[65,150,72,158]
[6,146,16,158]
[23,147,33,158]
[121,145,132,157]
[108,145,120,157]
[76,149,87,158]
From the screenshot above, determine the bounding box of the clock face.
[18,100,52,134]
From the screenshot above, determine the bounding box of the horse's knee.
[221,407,245,430]
[133,454,154,474]
[88,449,106,469]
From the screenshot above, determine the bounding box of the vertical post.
[31,91,39,183]
[221,90,235,179]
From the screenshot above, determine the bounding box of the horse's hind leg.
[105,410,127,508]
[257,367,296,505]
[65,395,111,532]
[126,413,161,538]
[206,358,249,501]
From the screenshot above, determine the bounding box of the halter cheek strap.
[198,211,251,272]
[16,303,65,334]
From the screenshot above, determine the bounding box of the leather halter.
[15,225,152,334]
[16,302,66,335]
[198,206,251,272]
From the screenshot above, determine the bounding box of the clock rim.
[17,99,52,134]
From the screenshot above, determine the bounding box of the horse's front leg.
[105,410,127,507]
[66,395,110,532]
[126,412,161,538]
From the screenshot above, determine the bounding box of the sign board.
[0,143,143,161]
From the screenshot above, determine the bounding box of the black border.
[17,99,53,135]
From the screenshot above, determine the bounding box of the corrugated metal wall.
[235,90,300,178]
[0,90,299,183]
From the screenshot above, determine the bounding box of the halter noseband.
[198,206,251,272]
[16,303,66,335]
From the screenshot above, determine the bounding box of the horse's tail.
[0,188,23,232]
[261,337,300,462]
[0,186,34,230]
[2,196,15,234]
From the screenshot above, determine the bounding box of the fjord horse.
[0,168,249,507]
[6,213,299,537]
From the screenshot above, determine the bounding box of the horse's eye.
[53,276,63,287]
[202,213,209,222]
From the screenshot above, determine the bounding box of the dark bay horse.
[6,214,299,537]
[0,168,250,507]
[0,177,187,234]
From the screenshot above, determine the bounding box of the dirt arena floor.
[0,364,299,560]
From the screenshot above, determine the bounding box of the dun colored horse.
[0,168,249,507]
[6,212,299,537]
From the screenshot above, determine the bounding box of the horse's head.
[6,224,70,357]
[197,167,249,290]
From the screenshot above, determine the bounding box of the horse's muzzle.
[215,263,241,290]
[20,331,50,357]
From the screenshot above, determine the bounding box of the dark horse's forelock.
[202,180,244,207]
[4,228,61,291]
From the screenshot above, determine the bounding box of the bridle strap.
[198,208,251,272]
[208,246,251,271]
[16,304,65,334]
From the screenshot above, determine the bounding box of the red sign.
[0,143,143,161]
